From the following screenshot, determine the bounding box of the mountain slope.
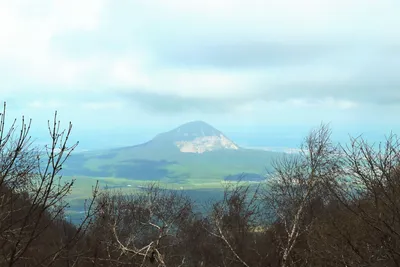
[136,121,239,153]
[63,121,282,184]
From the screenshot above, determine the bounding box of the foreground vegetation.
[2,104,400,266]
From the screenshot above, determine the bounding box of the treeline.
[1,104,400,266]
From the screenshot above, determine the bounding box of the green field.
[63,147,280,185]
[61,147,282,212]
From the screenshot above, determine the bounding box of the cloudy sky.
[1,0,400,149]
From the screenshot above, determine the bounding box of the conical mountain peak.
[173,121,222,139]
[151,121,239,153]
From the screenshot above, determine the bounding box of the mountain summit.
[151,121,239,153]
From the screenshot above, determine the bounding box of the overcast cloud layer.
[1,0,400,148]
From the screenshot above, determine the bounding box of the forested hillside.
[2,106,400,267]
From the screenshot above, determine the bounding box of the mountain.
[144,121,239,153]
[63,121,283,189]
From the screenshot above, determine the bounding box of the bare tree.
[319,133,400,266]
[202,182,278,267]
[86,183,193,267]
[263,123,341,267]
[0,102,98,266]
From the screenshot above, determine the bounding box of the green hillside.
[62,121,284,195]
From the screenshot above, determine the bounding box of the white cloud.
[133,0,400,44]
[147,69,251,98]
[106,58,356,99]
[81,101,125,110]
[0,0,107,88]
[28,100,66,109]
[286,98,358,110]
[109,59,151,88]
[1,0,400,137]
[2,0,399,97]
